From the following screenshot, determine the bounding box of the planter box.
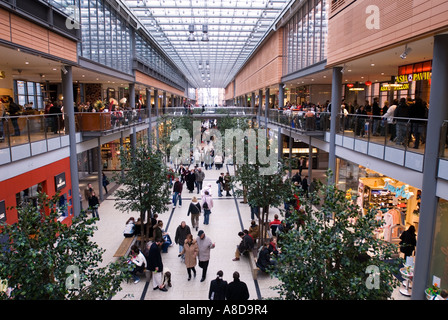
[77,113,111,132]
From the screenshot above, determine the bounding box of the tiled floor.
[90,166,281,301]
[86,167,411,300]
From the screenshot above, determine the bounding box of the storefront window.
[429,198,448,291]
[14,80,44,110]
[336,158,421,243]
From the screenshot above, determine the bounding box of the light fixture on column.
[201,24,209,42]
[188,24,195,41]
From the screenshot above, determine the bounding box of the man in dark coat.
[233,230,254,261]
[226,271,249,300]
[208,270,227,300]
[147,240,168,291]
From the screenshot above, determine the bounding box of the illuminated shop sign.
[55,172,66,191]
[396,71,431,83]
[396,60,432,83]
[380,83,410,91]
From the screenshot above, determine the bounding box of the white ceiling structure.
[120,0,292,89]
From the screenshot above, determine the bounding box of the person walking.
[196,230,215,282]
[185,169,196,193]
[102,172,109,194]
[201,190,213,225]
[217,172,224,197]
[225,271,249,300]
[88,191,100,220]
[195,167,205,194]
[382,99,397,142]
[187,196,201,231]
[208,270,227,300]
[172,177,183,208]
[394,98,410,146]
[179,234,198,281]
[147,240,168,291]
[175,221,191,261]
[224,172,232,197]
[399,225,417,258]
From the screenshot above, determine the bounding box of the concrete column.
[154,89,159,117]
[97,138,103,202]
[279,83,285,109]
[129,83,135,109]
[308,136,313,179]
[412,34,448,300]
[146,88,152,149]
[265,88,270,129]
[277,127,282,162]
[329,67,343,184]
[251,92,255,109]
[61,66,81,217]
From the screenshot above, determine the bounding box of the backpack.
[202,200,209,210]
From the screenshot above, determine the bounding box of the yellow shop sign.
[396,71,431,83]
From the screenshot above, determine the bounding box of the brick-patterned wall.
[0,8,78,62]
[327,0,448,66]
[225,28,283,100]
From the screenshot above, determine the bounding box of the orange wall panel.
[1,9,77,62]
[327,0,448,66]
[0,157,73,226]
[232,29,284,97]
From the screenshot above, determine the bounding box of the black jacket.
[187,202,201,216]
[175,225,191,245]
[226,279,249,300]
[173,181,183,193]
[208,278,227,300]
[147,242,163,272]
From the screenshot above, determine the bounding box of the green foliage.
[113,141,171,237]
[0,193,132,300]
[270,171,402,300]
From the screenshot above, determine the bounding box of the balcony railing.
[334,113,428,154]
[267,109,330,134]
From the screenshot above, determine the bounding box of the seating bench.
[247,248,260,280]
[113,236,137,257]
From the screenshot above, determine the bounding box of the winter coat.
[226,279,249,300]
[180,239,199,268]
[187,202,201,216]
[196,235,214,262]
[147,242,163,272]
[175,225,191,245]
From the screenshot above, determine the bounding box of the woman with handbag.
[188,196,201,231]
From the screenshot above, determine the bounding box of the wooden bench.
[243,248,260,280]
[113,236,137,257]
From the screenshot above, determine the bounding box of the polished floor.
[89,166,281,300]
[84,167,410,301]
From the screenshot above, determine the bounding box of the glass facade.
[79,0,132,75]
[134,33,187,91]
[283,0,328,76]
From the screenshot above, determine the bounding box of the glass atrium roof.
[121,0,292,89]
